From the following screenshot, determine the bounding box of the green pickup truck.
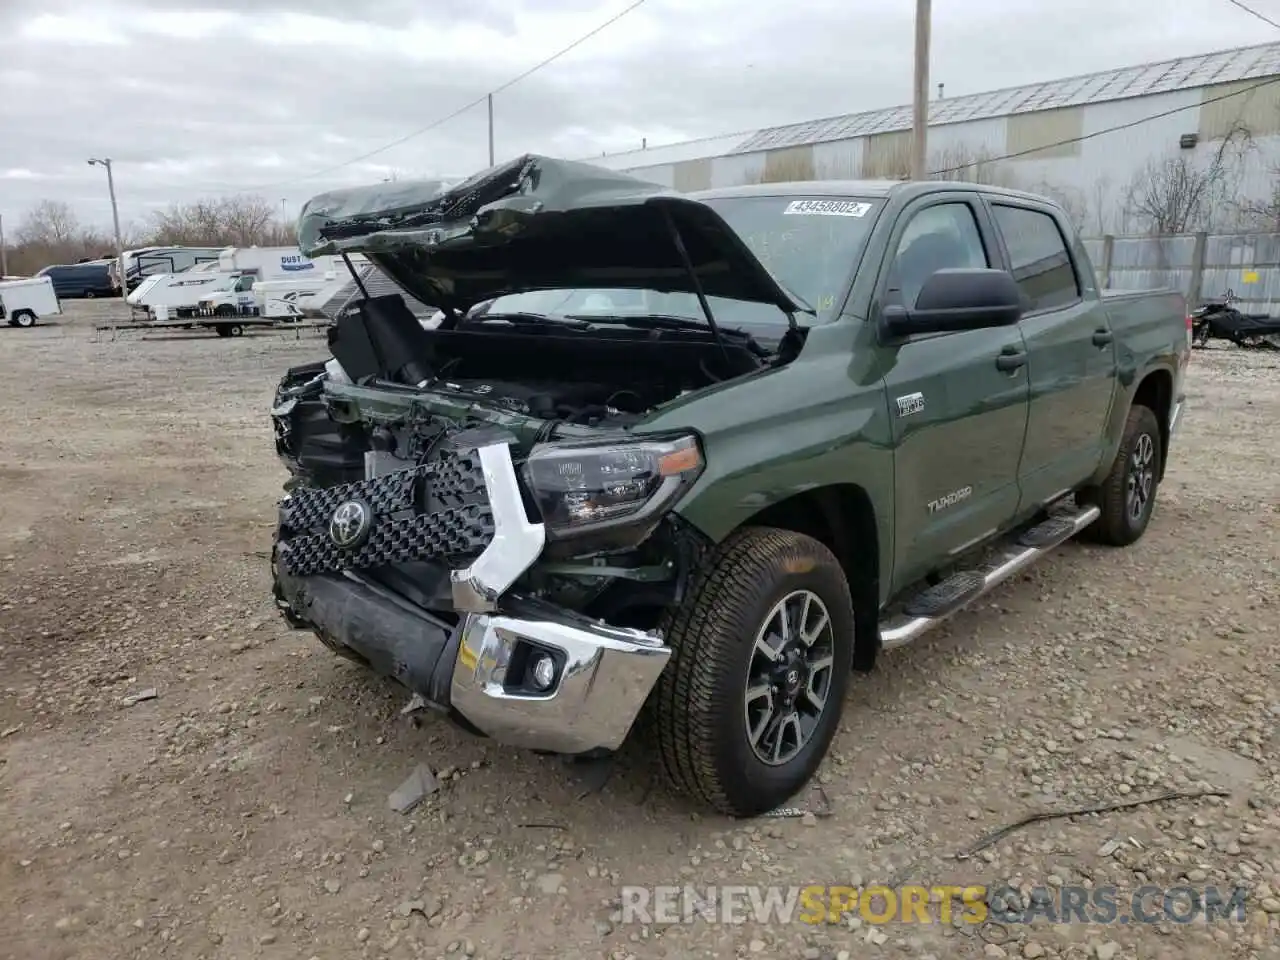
[270,155,1190,817]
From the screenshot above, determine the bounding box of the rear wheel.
[1080,404,1162,546]
[12,310,36,328]
[652,527,854,817]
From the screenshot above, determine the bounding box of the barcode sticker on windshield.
[783,200,872,217]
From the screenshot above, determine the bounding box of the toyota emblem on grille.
[329,499,372,549]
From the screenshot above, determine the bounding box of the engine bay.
[427,376,664,424]
[325,292,791,427]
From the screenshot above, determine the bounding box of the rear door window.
[990,205,1080,313]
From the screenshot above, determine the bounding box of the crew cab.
[268,155,1189,817]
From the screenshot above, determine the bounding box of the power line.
[929,74,1280,176]
[227,0,652,194]
[1225,0,1280,30]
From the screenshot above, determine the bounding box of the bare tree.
[1122,124,1252,235]
[147,195,290,246]
[4,193,298,277]
[5,201,118,275]
[14,200,82,247]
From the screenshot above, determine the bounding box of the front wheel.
[652,527,854,817]
[1080,404,1162,546]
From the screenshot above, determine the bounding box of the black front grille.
[276,451,493,577]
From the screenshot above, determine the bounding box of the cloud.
[0,0,1270,230]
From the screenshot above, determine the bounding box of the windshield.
[479,194,883,330]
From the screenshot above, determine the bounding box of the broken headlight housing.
[521,434,704,549]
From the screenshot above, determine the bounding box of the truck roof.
[688,179,1062,207]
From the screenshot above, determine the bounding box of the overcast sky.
[1,0,1274,231]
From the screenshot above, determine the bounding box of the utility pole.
[487,93,495,166]
[0,214,8,277]
[88,158,128,299]
[911,0,932,180]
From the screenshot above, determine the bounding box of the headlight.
[521,434,704,545]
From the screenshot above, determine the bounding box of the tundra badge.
[928,487,973,514]
[896,392,925,417]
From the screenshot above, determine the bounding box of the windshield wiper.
[467,311,594,330]
[564,313,745,335]
[566,313,772,356]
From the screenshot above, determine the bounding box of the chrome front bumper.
[447,442,668,752]
[276,439,671,755]
[451,598,670,754]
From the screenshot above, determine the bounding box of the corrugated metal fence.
[1082,232,1280,313]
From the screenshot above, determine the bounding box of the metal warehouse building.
[589,41,1280,235]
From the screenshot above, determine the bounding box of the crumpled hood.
[296,154,809,317]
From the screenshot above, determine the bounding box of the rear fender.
[1089,361,1175,486]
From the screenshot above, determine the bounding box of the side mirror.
[880,268,1023,338]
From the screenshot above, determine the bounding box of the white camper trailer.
[110,246,225,292]
[129,246,318,319]
[251,253,369,319]
[127,259,233,317]
[198,250,350,317]
[0,275,61,328]
[252,276,331,319]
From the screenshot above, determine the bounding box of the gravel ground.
[1,300,1277,960]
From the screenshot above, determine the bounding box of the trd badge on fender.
[329,499,373,548]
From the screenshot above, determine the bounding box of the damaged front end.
[269,153,804,755]
[271,361,719,753]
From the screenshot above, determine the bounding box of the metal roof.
[734,41,1280,154]
[593,41,1280,166]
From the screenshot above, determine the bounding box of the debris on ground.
[120,688,158,706]
[387,763,440,814]
[954,787,1231,859]
[762,784,833,819]
[399,693,428,716]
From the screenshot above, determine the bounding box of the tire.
[652,527,855,817]
[1080,404,1162,547]
[227,324,244,337]
[84,290,96,299]
[214,325,231,338]
[12,310,35,328]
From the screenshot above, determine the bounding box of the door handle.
[1092,328,1114,347]
[996,350,1026,373]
